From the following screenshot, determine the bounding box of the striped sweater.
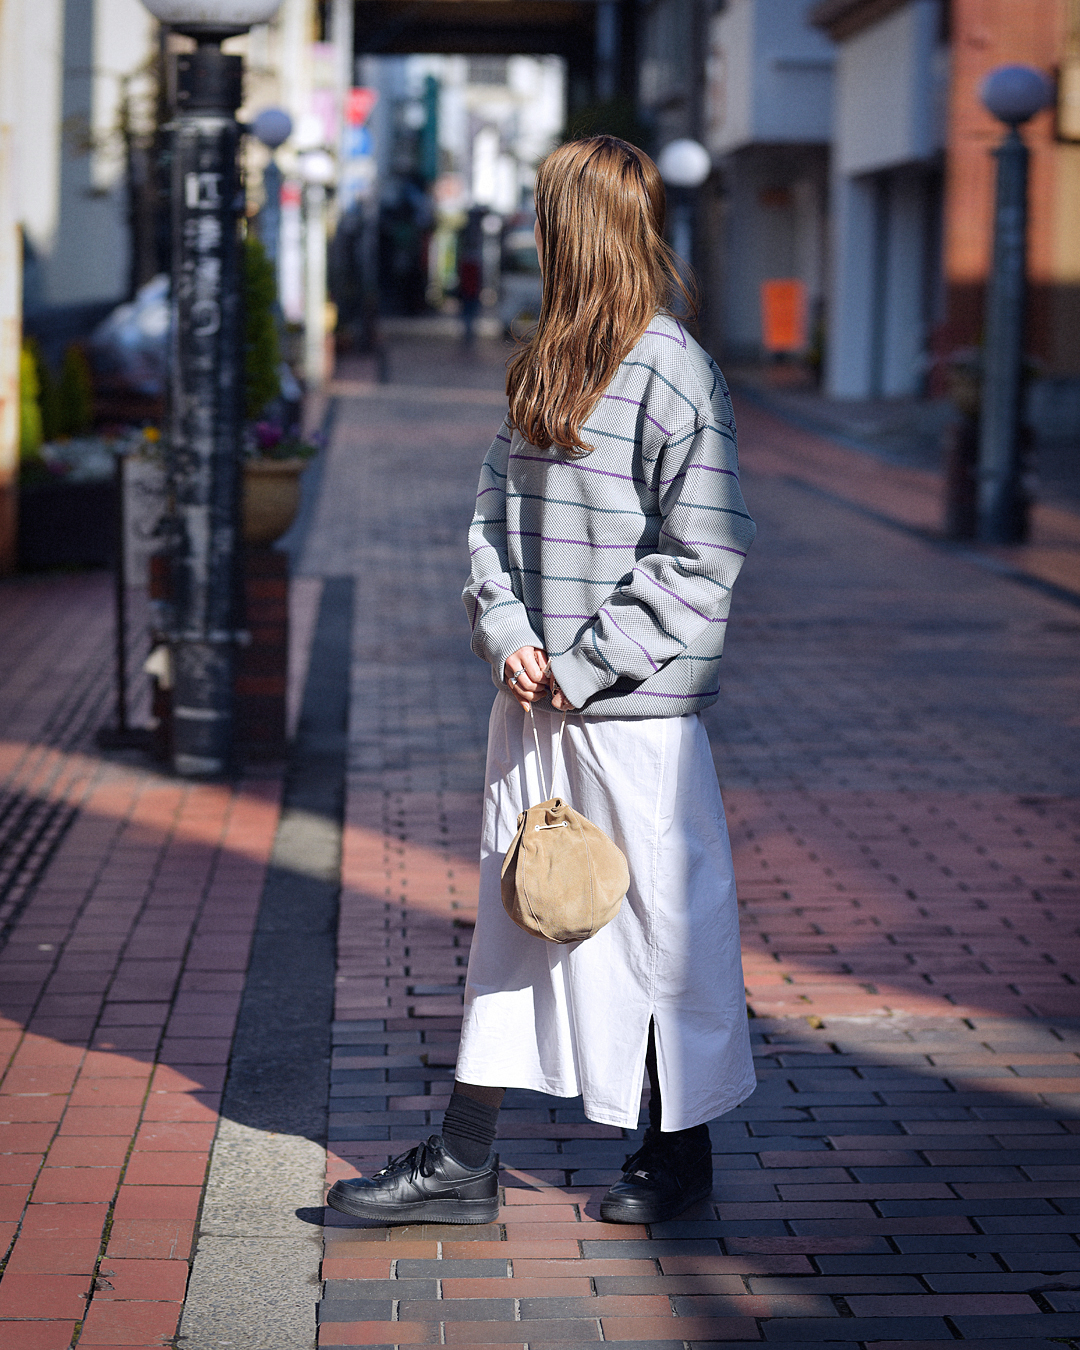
[463,313,755,718]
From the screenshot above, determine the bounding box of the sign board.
[761,279,807,353]
[346,87,379,127]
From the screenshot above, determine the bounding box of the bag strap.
[527,702,567,804]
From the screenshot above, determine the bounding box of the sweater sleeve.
[548,402,755,710]
[463,422,545,679]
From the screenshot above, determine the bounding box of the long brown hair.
[506,136,695,455]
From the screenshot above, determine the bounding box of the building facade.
[937,0,1080,421]
[810,0,948,399]
[703,0,835,362]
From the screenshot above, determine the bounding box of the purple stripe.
[644,321,688,349]
[660,529,748,558]
[634,567,727,624]
[510,452,646,486]
[476,486,500,500]
[600,605,659,672]
[602,393,671,436]
[507,530,638,550]
[661,461,739,487]
[496,433,511,443]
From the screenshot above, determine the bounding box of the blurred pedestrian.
[327,136,757,1227]
[456,208,484,348]
[457,252,481,348]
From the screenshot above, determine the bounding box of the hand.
[550,686,576,712]
[504,647,550,711]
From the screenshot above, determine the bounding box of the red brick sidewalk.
[0,574,280,1350]
[3,337,1077,1349]
[309,351,1080,1349]
[733,396,1080,600]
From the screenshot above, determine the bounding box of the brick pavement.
[0,573,281,1348]
[0,329,1077,1349]
[731,397,1080,603]
[307,336,1080,1348]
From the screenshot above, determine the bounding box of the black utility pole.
[166,38,245,776]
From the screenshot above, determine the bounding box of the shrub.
[244,233,281,420]
[56,344,95,436]
[19,341,43,460]
[24,339,61,441]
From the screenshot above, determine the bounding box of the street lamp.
[977,64,1053,545]
[657,138,711,278]
[140,0,283,776]
[252,107,293,273]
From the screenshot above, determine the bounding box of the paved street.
[0,330,1079,1348]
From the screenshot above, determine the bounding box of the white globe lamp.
[139,0,282,38]
[657,139,710,274]
[657,138,712,189]
[299,149,336,186]
[980,65,1054,127]
[252,107,293,150]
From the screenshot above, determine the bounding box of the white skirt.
[456,693,756,1131]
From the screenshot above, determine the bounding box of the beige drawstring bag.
[500,706,630,944]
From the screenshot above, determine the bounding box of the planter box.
[17,479,114,570]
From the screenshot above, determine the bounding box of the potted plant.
[241,234,314,545]
[243,423,317,544]
[17,338,118,570]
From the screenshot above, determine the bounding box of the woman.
[327,136,756,1228]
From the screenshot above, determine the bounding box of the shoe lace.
[373,1137,439,1181]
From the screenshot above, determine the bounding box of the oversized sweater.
[463,314,755,718]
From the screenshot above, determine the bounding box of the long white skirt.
[456,693,756,1131]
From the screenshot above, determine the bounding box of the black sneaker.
[599,1128,712,1224]
[325,1135,499,1225]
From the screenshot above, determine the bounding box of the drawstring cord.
[527,702,567,805]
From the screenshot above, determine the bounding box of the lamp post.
[252,107,293,272]
[657,138,711,276]
[977,64,1053,545]
[139,0,283,776]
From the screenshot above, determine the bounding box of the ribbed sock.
[645,1021,710,1151]
[441,1090,501,1169]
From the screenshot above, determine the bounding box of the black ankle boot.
[600,1126,712,1224]
[326,1135,499,1225]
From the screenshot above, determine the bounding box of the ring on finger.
[508,669,523,686]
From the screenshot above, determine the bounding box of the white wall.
[17,0,157,311]
[823,0,944,399]
[825,172,878,398]
[15,0,65,262]
[706,0,753,155]
[716,147,827,358]
[825,164,936,399]
[706,0,834,156]
[879,169,932,396]
[834,0,943,176]
[91,0,156,192]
